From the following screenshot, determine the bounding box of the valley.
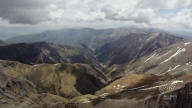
[0,28,192,108]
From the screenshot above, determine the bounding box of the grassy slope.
[26,63,104,98]
[0,60,106,107]
[0,61,105,97]
[0,62,68,108]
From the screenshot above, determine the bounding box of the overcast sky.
[0,0,191,31]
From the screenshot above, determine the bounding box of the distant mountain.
[0,25,51,37]
[0,32,18,40]
[0,26,40,40]
[5,27,192,44]
[7,28,110,46]
[174,32,192,40]
[7,28,170,47]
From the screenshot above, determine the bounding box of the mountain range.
[0,27,192,108]
[6,28,176,46]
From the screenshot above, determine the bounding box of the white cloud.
[48,10,65,23]
[72,11,105,22]
[0,0,191,30]
[138,0,192,9]
[171,8,192,29]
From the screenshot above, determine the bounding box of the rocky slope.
[0,42,97,65]
[68,73,192,108]
[105,40,192,80]
[94,32,184,67]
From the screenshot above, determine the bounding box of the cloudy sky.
[0,0,191,31]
